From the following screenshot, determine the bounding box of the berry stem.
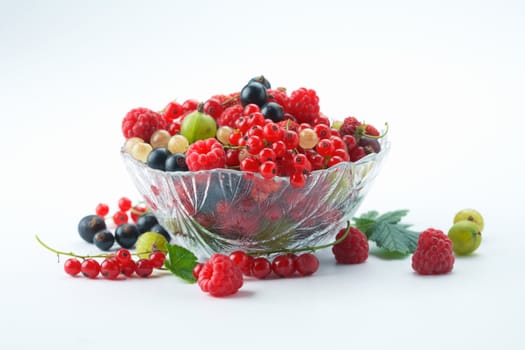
[246,221,351,256]
[35,235,112,260]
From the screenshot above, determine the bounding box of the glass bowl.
[121,140,390,258]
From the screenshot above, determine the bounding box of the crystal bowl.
[121,140,389,258]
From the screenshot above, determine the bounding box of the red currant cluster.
[62,248,166,280]
[95,197,147,226]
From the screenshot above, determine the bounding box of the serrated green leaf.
[368,221,419,254]
[360,210,380,220]
[164,244,198,283]
[375,209,409,224]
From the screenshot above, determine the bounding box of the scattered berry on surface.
[332,227,369,264]
[198,254,243,297]
[412,228,455,275]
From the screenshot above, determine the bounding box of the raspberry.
[198,254,243,297]
[185,138,226,171]
[217,105,244,128]
[332,227,369,264]
[122,107,167,143]
[339,116,361,137]
[267,88,288,108]
[285,88,320,124]
[412,228,455,275]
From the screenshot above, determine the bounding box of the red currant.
[263,122,283,142]
[295,253,319,276]
[135,259,154,278]
[81,259,100,279]
[283,130,299,149]
[314,124,331,139]
[225,148,241,167]
[246,135,264,155]
[290,170,306,188]
[327,155,344,167]
[228,131,242,146]
[251,257,272,279]
[100,259,120,280]
[168,119,182,135]
[247,112,265,127]
[149,251,166,269]
[248,125,264,138]
[272,254,295,277]
[240,157,260,172]
[259,161,277,179]
[120,259,136,277]
[258,148,276,162]
[236,117,250,133]
[293,154,311,171]
[315,115,330,126]
[64,258,81,276]
[333,148,350,161]
[229,251,254,276]
[316,139,335,157]
[330,136,345,150]
[116,248,132,264]
[203,98,224,119]
[163,101,184,122]
[243,103,260,115]
[95,203,109,217]
[182,99,199,112]
[112,211,128,226]
[272,140,287,158]
[118,197,132,212]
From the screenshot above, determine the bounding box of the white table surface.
[1,1,524,349]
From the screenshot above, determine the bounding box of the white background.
[1,0,524,349]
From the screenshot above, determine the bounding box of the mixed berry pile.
[121,75,385,187]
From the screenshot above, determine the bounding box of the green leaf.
[369,221,419,254]
[352,209,420,255]
[164,244,198,283]
[375,209,409,224]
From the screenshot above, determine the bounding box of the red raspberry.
[285,88,320,124]
[332,227,369,264]
[339,116,361,137]
[217,105,244,128]
[412,228,455,275]
[267,88,288,108]
[185,138,226,171]
[121,107,167,142]
[198,254,243,297]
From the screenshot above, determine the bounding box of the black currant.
[261,102,285,122]
[136,213,158,234]
[147,148,171,171]
[240,82,267,107]
[78,215,106,243]
[248,75,271,89]
[115,223,140,249]
[93,230,115,251]
[165,153,189,171]
[150,224,171,242]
